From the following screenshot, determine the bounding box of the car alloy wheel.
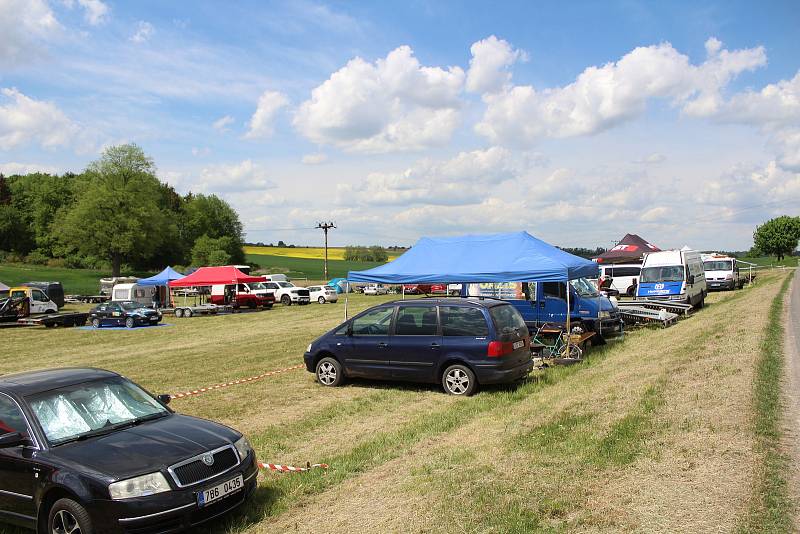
[125,317,135,328]
[49,498,92,534]
[91,318,100,328]
[318,296,326,304]
[281,295,291,306]
[316,357,344,387]
[53,510,81,534]
[442,364,477,396]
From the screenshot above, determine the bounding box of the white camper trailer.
[111,283,156,307]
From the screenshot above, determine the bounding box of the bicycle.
[531,323,583,360]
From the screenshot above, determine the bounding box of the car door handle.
[430,343,440,349]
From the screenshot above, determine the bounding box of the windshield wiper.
[54,414,166,446]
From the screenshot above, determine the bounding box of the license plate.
[197,474,243,507]
[513,340,524,350]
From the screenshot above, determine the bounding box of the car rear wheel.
[281,295,291,306]
[91,318,100,329]
[49,498,93,534]
[316,357,344,387]
[318,296,326,304]
[125,317,135,328]
[442,364,477,396]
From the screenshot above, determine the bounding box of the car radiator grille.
[170,446,238,487]
[297,290,310,297]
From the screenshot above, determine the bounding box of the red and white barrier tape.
[259,461,329,473]
[170,364,303,399]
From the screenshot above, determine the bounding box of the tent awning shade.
[348,231,599,284]
[168,266,263,287]
[594,234,660,264]
[138,266,185,286]
[0,281,9,291]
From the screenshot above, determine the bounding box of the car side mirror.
[346,323,353,336]
[157,394,172,405]
[0,432,31,449]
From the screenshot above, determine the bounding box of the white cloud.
[700,161,800,213]
[633,153,666,165]
[338,146,518,206]
[466,35,524,94]
[213,115,235,132]
[301,153,327,165]
[0,88,81,150]
[640,206,670,222]
[476,38,765,145]
[0,0,61,67]
[294,45,465,153]
[245,91,289,139]
[191,146,210,157]
[130,21,154,43]
[195,160,276,193]
[76,0,109,25]
[0,162,59,175]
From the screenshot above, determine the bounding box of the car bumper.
[707,281,734,290]
[291,297,311,304]
[598,318,624,338]
[92,453,258,533]
[475,357,534,385]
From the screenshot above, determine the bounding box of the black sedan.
[0,368,258,533]
[89,301,161,328]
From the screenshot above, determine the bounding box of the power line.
[316,222,336,279]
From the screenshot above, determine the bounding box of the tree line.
[0,144,245,276]
[344,245,389,262]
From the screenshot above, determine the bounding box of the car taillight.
[487,341,511,357]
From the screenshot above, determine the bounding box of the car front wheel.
[49,498,93,534]
[125,317,135,328]
[91,318,100,329]
[281,295,291,306]
[318,296,326,304]
[316,357,344,387]
[442,364,477,396]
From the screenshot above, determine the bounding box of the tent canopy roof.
[348,231,599,284]
[168,266,262,287]
[594,234,660,264]
[0,281,9,291]
[138,266,185,286]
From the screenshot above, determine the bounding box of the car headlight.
[234,436,252,461]
[109,472,170,500]
[598,311,610,319]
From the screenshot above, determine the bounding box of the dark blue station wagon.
[304,298,533,395]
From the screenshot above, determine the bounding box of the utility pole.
[316,222,336,280]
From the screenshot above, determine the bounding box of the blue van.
[461,279,623,341]
[304,298,533,395]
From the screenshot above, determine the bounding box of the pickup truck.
[210,283,275,309]
[262,280,311,306]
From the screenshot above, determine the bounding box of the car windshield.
[249,282,266,290]
[570,277,599,297]
[278,282,294,288]
[640,265,684,283]
[120,302,143,310]
[704,261,732,271]
[27,377,168,446]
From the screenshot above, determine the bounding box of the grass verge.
[741,272,793,532]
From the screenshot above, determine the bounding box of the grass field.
[0,270,793,532]
[245,253,387,280]
[0,263,147,295]
[243,246,402,261]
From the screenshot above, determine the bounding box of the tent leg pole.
[566,283,571,357]
[345,281,349,320]
[402,285,405,300]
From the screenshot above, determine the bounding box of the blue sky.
[1,0,799,250]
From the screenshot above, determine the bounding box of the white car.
[308,285,339,304]
[363,284,388,295]
[262,281,311,305]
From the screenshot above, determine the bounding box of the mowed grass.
[0,263,135,295]
[0,272,792,533]
[243,246,402,261]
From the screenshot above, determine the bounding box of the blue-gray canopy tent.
[137,266,185,307]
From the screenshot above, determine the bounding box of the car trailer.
[66,294,111,304]
[617,305,680,328]
[620,299,693,316]
[17,312,90,328]
[170,303,233,318]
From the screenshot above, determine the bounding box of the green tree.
[0,204,34,253]
[183,194,245,263]
[190,234,236,266]
[753,215,800,261]
[57,144,169,276]
[369,245,388,262]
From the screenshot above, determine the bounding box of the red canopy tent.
[594,234,660,264]
[168,266,263,287]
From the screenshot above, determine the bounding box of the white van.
[701,254,743,291]
[111,283,155,307]
[598,263,642,296]
[637,249,707,307]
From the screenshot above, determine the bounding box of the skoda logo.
[201,454,215,467]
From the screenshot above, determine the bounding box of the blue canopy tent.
[137,266,185,286]
[347,232,598,283]
[347,232,599,346]
[137,267,185,308]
